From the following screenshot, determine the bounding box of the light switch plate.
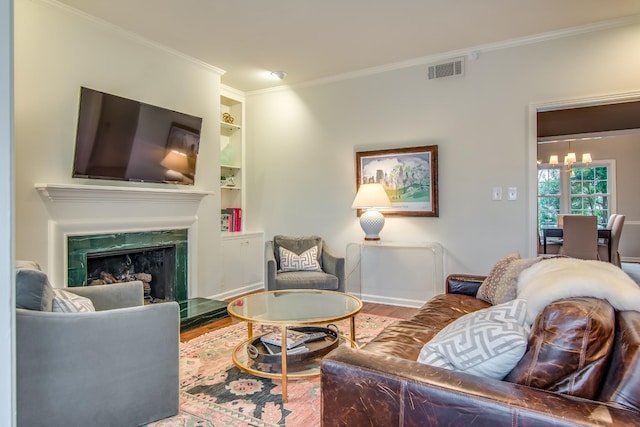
[492,187,502,201]
[508,187,517,201]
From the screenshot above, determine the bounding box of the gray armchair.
[265,235,345,292]
[16,262,179,427]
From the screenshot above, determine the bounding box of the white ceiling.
[55,0,640,92]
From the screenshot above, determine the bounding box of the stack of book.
[259,330,326,355]
[221,208,242,232]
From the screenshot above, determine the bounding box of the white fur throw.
[517,258,640,325]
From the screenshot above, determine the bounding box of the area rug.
[146,314,399,427]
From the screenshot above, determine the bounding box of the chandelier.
[548,140,592,175]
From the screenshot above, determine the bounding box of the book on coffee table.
[260,330,324,349]
[262,342,309,355]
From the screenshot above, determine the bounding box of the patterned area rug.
[146,314,399,427]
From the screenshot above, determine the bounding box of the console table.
[346,241,444,307]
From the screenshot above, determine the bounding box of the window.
[537,161,615,229]
[570,166,610,223]
[538,168,560,228]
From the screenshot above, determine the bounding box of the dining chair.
[599,214,625,266]
[597,213,618,249]
[540,214,575,255]
[541,230,562,255]
[558,215,599,260]
[557,214,581,227]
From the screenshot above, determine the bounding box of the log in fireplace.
[87,245,176,303]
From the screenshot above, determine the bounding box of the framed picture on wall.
[166,123,200,157]
[355,145,439,217]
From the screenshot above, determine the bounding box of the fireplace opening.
[87,245,176,303]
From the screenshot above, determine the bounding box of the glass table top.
[227,290,362,324]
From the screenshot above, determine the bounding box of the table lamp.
[351,183,392,241]
[161,149,193,183]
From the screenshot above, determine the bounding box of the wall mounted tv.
[72,87,203,185]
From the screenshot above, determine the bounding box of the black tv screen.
[72,87,203,185]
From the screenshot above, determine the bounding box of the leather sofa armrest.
[321,347,640,426]
[446,273,485,296]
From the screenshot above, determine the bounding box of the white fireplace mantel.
[36,183,213,290]
[35,183,213,204]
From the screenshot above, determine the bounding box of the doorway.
[528,92,640,258]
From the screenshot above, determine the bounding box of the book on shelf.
[220,213,232,232]
[220,208,236,232]
[230,207,242,232]
[260,330,326,349]
[220,208,242,232]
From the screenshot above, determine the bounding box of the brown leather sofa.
[321,274,640,426]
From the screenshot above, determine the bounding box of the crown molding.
[248,14,640,97]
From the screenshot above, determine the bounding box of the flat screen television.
[72,87,203,185]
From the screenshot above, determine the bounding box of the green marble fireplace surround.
[67,228,229,330]
[67,229,188,302]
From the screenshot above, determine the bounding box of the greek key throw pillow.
[279,245,322,272]
[417,299,529,379]
[52,289,96,313]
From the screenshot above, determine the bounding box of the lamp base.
[360,210,385,241]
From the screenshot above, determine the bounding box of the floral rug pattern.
[146,314,398,427]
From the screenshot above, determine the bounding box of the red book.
[231,208,242,232]
[221,209,235,232]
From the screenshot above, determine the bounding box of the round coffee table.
[227,289,363,402]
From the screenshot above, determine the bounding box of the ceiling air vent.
[427,57,464,80]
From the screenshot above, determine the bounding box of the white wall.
[12,0,640,297]
[14,0,224,297]
[1,0,15,423]
[246,21,640,277]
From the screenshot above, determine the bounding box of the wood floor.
[180,299,418,342]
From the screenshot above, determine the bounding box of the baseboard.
[359,292,425,308]
[622,257,640,263]
[209,282,264,301]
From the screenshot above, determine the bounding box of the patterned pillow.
[417,299,529,379]
[477,255,542,305]
[52,289,96,313]
[273,235,323,270]
[279,246,322,272]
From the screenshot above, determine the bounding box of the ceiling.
[55,0,640,92]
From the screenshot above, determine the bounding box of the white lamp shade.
[582,153,592,163]
[161,150,191,175]
[565,152,577,165]
[351,183,392,209]
[549,155,559,165]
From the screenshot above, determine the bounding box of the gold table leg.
[350,316,357,348]
[281,327,288,403]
